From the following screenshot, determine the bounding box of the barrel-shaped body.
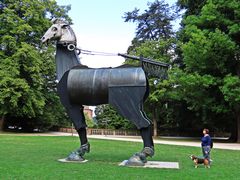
[67,67,146,105]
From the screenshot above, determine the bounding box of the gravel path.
[49,132,240,151]
[1,131,239,150]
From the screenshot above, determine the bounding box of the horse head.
[41,19,77,48]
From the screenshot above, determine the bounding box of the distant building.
[84,106,93,119]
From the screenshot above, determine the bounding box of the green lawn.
[0,135,239,180]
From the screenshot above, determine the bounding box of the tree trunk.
[237,112,240,143]
[235,64,240,142]
[0,116,5,131]
[229,111,240,142]
[152,109,158,137]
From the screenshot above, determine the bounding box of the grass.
[0,135,239,180]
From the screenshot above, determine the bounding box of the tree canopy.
[124,0,174,41]
[95,105,135,130]
[0,0,71,131]
[108,0,240,140]
[177,0,240,141]
[95,0,176,134]
[1,0,240,141]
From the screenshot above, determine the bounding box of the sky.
[56,0,179,68]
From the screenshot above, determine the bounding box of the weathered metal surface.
[118,53,169,79]
[56,45,81,81]
[67,67,147,105]
[41,19,76,45]
[109,86,150,129]
[42,20,156,163]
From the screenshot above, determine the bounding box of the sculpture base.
[58,158,88,163]
[119,160,179,169]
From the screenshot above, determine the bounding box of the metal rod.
[118,53,169,67]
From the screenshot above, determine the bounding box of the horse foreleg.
[63,107,90,161]
[57,71,90,161]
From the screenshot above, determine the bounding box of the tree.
[178,0,240,141]
[220,75,240,142]
[124,0,174,41]
[124,0,175,53]
[95,105,135,130]
[0,0,71,131]
[177,0,207,16]
[124,0,176,136]
[84,113,95,128]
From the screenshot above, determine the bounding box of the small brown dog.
[190,155,210,168]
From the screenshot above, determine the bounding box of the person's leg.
[207,147,211,165]
[203,146,211,166]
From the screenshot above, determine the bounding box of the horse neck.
[55,44,81,81]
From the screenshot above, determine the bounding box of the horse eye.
[52,27,58,31]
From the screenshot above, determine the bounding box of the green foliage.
[124,0,240,136]
[153,68,217,108]
[182,28,236,75]
[124,1,179,134]
[177,0,207,16]
[84,112,95,128]
[124,0,174,41]
[0,0,71,131]
[176,0,240,137]
[221,75,240,107]
[124,0,175,53]
[131,39,174,106]
[95,105,135,130]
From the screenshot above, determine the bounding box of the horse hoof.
[77,142,90,156]
[125,154,145,166]
[66,151,85,161]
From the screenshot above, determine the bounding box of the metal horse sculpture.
[41,19,168,166]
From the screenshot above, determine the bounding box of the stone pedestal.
[58,158,88,163]
[119,160,179,169]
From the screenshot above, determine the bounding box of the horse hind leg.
[139,104,154,150]
[109,86,154,166]
[127,114,154,166]
[57,71,90,161]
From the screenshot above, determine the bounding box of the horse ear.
[51,18,57,24]
[51,18,69,26]
[61,24,69,28]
